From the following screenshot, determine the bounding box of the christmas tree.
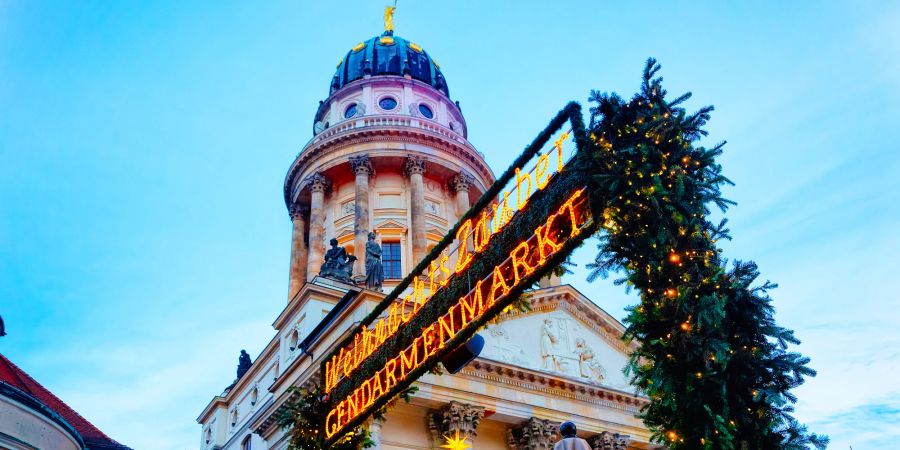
[582,59,827,450]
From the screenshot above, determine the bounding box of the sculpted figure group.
[318,233,383,291]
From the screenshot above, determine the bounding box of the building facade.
[0,352,132,450]
[197,23,657,450]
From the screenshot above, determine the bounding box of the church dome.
[330,33,449,97]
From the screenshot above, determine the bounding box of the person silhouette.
[553,422,591,450]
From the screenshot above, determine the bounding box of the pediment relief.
[335,227,354,240]
[479,292,632,391]
[374,218,407,232]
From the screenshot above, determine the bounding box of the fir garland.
[277,385,417,450]
[581,58,827,449]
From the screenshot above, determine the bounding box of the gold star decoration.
[440,430,471,450]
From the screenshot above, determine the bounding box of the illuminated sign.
[322,103,596,444]
[323,131,574,396]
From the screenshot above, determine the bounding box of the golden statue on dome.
[384,4,396,35]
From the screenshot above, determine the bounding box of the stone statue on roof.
[237,350,251,380]
[320,238,356,283]
[365,231,384,291]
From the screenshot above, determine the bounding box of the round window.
[344,103,358,119]
[418,104,434,119]
[379,97,398,110]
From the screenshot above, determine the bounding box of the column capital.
[304,172,331,194]
[404,155,427,178]
[349,154,374,177]
[288,203,309,220]
[507,417,558,450]
[449,171,475,193]
[589,431,629,450]
[428,401,485,441]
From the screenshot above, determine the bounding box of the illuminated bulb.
[669,253,681,263]
[680,322,691,331]
[665,288,677,298]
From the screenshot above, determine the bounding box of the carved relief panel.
[480,309,630,389]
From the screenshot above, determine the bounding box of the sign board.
[321,103,597,444]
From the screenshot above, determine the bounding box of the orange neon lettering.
[400,340,419,377]
[388,303,401,334]
[359,378,371,409]
[515,167,532,209]
[439,255,451,286]
[341,347,354,377]
[336,401,346,432]
[458,294,474,328]
[413,276,427,311]
[422,324,437,358]
[325,359,334,392]
[535,153,550,189]
[472,279,488,311]
[558,189,585,236]
[489,265,511,305]
[473,211,490,252]
[511,241,535,283]
[438,307,457,344]
[346,389,359,419]
[554,132,568,173]
[325,408,338,438]
[429,261,438,296]
[401,294,413,322]
[384,359,397,391]
[455,220,473,273]
[534,216,561,265]
[370,371,383,400]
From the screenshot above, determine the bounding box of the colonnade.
[286,154,475,299]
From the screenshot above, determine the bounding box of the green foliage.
[277,385,417,450]
[582,58,827,450]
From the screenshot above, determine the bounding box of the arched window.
[231,409,238,427]
[241,435,252,450]
[204,428,212,445]
[250,386,258,406]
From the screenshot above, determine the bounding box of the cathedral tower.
[198,13,653,450]
[283,23,493,299]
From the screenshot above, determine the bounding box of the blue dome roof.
[330,33,449,97]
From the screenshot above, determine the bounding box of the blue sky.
[1,1,898,448]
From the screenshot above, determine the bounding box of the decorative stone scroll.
[589,431,629,450]
[428,401,485,441]
[507,417,558,450]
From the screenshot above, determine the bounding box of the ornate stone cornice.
[428,401,485,441]
[304,172,331,194]
[507,417,558,450]
[349,154,374,177]
[589,431,629,450]
[404,154,427,178]
[449,171,475,193]
[462,360,647,413]
[284,125,492,209]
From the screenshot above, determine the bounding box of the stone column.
[350,155,374,280]
[507,417,558,450]
[405,155,428,264]
[449,171,475,219]
[428,401,485,447]
[305,173,331,280]
[369,418,383,450]
[287,203,308,301]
